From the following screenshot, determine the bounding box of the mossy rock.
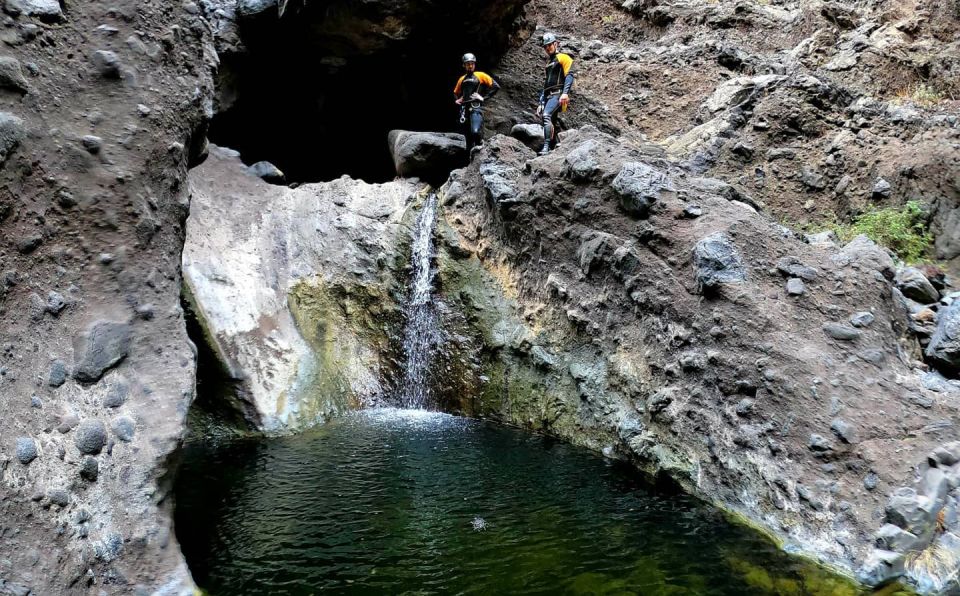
[286,277,401,428]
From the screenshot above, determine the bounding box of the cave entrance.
[209,2,524,184]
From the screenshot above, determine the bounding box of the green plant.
[798,201,934,263]
[843,200,933,263]
[894,82,944,107]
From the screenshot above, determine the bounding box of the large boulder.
[236,0,277,17]
[896,267,940,304]
[693,232,747,291]
[0,112,24,164]
[0,57,28,93]
[611,161,674,218]
[4,0,62,20]
[927,300,960,374]
[183,146,417,431]
[856,549,905,587]
[247,160,285,184]
[703,74,784,113]
[832,234,896,280]
[387,130,466,183]
[510,123,544,151]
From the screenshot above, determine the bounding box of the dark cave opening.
[210,53,459,184]
[209,2,527,184]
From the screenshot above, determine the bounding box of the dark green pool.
[174,409,866,595]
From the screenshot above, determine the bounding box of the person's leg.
[462,112,474,154]
[550,111,561,149]
[470,108,484,150]
[540,95,560,155]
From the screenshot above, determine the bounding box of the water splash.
[398,194,441,409]
[351,408,460,430]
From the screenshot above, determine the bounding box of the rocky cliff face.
[0,1,216,593]
[485,0,960,278]
[431,129,960,589]
[0,0,537,588]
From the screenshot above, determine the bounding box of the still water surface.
[174,409,864,595]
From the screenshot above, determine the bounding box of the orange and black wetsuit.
[539,52,574,153]
[453,71,500,153]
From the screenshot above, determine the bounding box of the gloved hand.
[455,97,463,105]
[536,104,544,117]
[559,93,569,108]
[470,92,484,102]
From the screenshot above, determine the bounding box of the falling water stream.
[398,193,441,410]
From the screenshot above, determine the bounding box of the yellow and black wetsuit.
[539,52,574,154]
[453,71,500,153]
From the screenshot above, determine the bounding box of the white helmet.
[462,53,477,65]
[541,32,557,46]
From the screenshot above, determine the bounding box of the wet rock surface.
[183,146,416,430]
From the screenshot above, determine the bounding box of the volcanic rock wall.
[0,1,215,592]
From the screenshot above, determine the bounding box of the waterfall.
[398,193,441,409]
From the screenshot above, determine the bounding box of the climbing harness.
[459,99,482,124]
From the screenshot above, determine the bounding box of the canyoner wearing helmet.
[454,54,500,155]
[536,32,574,156]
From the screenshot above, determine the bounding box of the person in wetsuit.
[453,53,500,155]
[536,32,574,156]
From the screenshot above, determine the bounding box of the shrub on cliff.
[800,201,934,263]
[840,201,934,264]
